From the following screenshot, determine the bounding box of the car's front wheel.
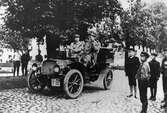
[63,69,84,99]
[27,71,45,92]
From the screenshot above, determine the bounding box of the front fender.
[68,62,87,78]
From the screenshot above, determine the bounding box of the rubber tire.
[27,71,45,93]
[103,69,113,90]
[63,69,84,99]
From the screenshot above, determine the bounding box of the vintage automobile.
[27,47,114,99]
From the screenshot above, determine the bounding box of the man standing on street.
[125,48,140,98]
[21,50,31,76]
[149,53,160,101]
[161,48,167,109]
[13,50,21,76]
[136,52,150,113]
[35,50,43,63]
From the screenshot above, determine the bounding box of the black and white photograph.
[0,0,167,113]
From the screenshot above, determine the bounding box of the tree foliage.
[1,0,123,53]
[2,0,122,40]
[121,0,167,51]
[149,2,167,50]
[121,0,152,47]
[2,0,167,52]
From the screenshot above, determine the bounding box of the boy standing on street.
[125,48,140,98]
[161,48,167,109]
[136,52,150,113]
[149,53,160,101]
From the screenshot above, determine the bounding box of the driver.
[69,34,84,58]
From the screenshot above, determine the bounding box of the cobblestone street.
[0,70,166,113]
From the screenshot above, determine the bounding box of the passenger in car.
[69,34,84,58]
[80,33,101,68]
[90,33,101,66]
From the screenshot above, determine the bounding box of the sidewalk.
[0,73,13,77]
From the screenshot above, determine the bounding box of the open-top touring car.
[27,47,114,99]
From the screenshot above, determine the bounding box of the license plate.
[51,78,60,87]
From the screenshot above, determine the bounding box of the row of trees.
[0,0,167,53]
[122,0,167,52]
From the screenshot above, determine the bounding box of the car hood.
[41,59,72,75]
[55,59,72,68]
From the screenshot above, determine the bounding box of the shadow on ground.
[27,85,105,99]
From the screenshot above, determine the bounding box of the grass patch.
[0,76,27,90]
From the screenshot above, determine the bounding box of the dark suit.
[161,58,167,105]
[125,56,140,86]
[149,59,160,99]
[21,52,31,76]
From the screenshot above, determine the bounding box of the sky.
[118,0,167,9]
[0,6,6,25]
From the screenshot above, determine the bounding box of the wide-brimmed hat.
[140,51,149,58]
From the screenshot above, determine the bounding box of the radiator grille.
[41,61,55,75]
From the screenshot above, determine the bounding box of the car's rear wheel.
[27,71,45,92]
[103,69,113,90]
[63,69,84,99]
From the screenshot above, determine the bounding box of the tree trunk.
[125,44,129,70]
[45,34,51,58]
[46,33,60,58]
[142,45,145,51]
[125,36,130,69]
[155,42,160,53]
[146,47,148,52]
[149,48,152,53]
[132,45,135,49]
[78,23,89,41]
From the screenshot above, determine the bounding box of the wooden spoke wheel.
[103,69,113,90]
[27,71,45,92]
[63,69,84,99]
